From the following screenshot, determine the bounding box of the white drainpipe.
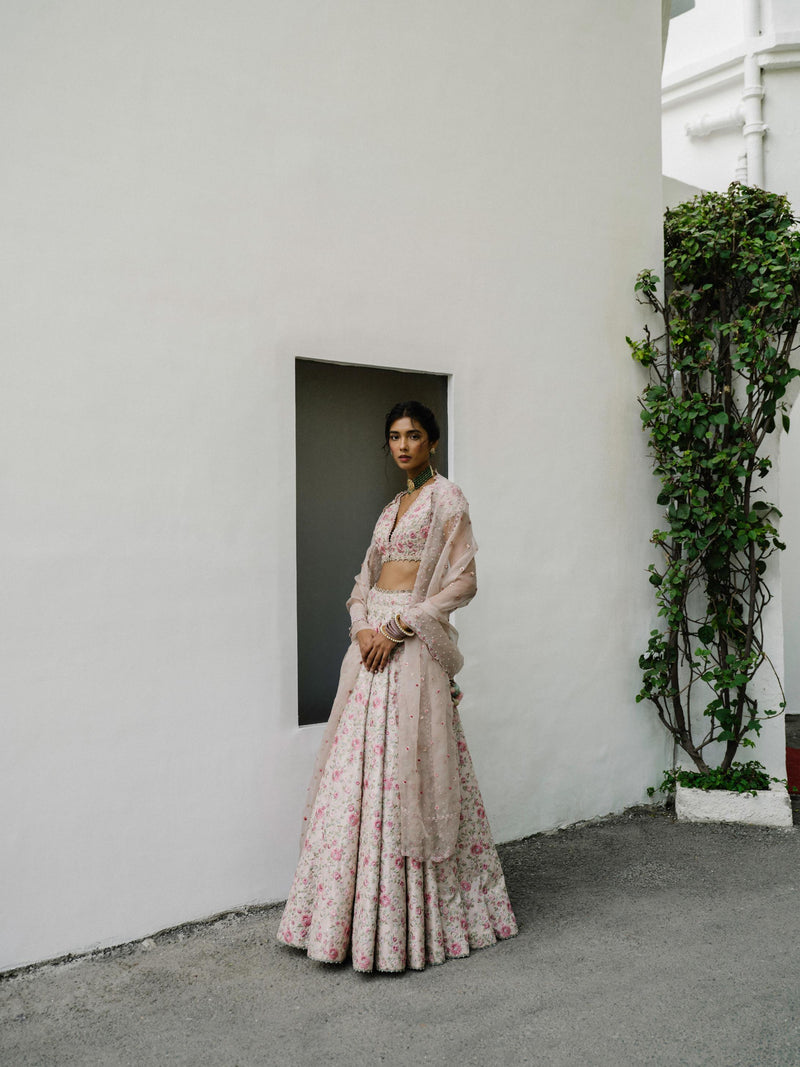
[742,0,766,186]
[681,0,767,186]
[686,106,744,138]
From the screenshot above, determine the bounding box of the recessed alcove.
[295,359,448,725]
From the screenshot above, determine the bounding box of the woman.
[277,401,517,972]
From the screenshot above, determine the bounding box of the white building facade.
[662,0,800,726]
[2,1,668,972]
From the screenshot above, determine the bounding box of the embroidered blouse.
[371,483,433,564]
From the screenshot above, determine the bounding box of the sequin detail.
[373,485,434,563]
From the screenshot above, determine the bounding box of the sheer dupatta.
[300,476,477,862]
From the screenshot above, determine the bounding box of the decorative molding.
[663,32,800,109]
[760,47,800,71]
[663,54,745,109]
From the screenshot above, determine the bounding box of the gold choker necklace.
[406,464,436,495]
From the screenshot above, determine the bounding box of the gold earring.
[430,447,437,456]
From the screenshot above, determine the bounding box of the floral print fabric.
[371,482,434,563]
[277,588,517,972]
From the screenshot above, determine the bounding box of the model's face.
[388,417,436,481]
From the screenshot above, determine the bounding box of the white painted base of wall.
[675,783,794,828]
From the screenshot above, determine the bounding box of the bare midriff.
[376,560,420,591]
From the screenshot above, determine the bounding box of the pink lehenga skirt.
[277,587,517,973]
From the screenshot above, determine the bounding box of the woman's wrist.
[380,615,414,643]
[379,623,404,644]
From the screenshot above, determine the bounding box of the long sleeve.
[346,544,375,640]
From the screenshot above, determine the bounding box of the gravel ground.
[2,807,800,1067]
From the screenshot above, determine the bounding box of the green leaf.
[632,183,800,771]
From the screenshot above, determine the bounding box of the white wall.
[763,0,800,36]
[663,174,703,208]
[1,0,666,971]
[763,68,800,209]
[665,0,745,71]
[663,0,800,201]
[662,85,746,193]
[662,0,746,192]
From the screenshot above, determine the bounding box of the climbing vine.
[628,183,800,772]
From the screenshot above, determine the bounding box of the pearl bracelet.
[383,616,409,641]
[395,614,414,637]
[379,624,404,644]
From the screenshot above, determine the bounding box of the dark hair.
[384,401,440,449]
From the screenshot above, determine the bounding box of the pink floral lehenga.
[277,478,517,973]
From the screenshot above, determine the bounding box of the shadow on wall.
[295,359,448,726]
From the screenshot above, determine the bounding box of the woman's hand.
[357,628,400,673]
[356,628,375,661]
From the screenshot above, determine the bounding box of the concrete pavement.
[3,807,800,1067]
